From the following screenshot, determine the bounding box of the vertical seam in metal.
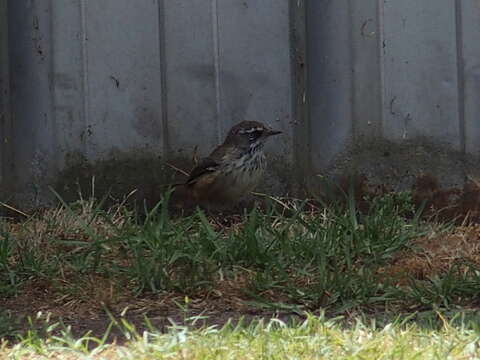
[80,0,90,158]
[211,0,222,144]
[454,0,466,157]
[0,0,9,191]
[157,0,170,158]
[347,0,356,143]
[48,0,59,172]
[377,0,386,139]
[376,0,385,138]
[290,0,310,194]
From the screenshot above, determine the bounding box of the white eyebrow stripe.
[240,127,264,134]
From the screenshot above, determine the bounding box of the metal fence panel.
[162,0,222,156]
[8,0,56,204]
[84,0,165,157]
[462,0,480,155]
[307,0,480,190]
[307,0,353,171]
[382,0,461,146]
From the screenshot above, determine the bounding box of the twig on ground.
[0,201,30,218]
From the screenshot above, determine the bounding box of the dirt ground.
[1,275,304,342]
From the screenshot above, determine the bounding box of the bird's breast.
[224,151,266,193]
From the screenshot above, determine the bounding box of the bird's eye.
[248,130,263,141]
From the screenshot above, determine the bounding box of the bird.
[175,121,282,210]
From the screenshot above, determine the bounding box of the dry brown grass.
[379,225,480,285]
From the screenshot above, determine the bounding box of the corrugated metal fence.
[2,0,480,206]
[308,0,480,190]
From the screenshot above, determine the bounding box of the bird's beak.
[265,129,282,137]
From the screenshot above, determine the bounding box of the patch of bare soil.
[379,225,480,285]
[0,272,301,343]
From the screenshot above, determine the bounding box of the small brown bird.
[180,121,282,210]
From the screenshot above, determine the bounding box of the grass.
[4,313,480,359]
[1,188,480,357]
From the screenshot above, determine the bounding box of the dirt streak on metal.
[51,150,292,215]
[328,174,480,224]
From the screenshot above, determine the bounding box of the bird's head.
[224,121,282,149]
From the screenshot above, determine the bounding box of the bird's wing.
[186,157,220,185]
[186,143,239,185]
